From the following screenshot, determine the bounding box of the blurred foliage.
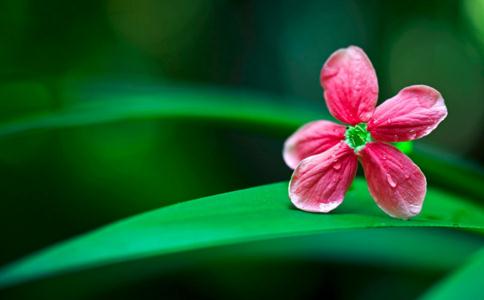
[421,248,484,300]
[0,0,483,299]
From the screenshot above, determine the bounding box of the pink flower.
[283,46,448,219]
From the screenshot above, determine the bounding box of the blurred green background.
[0,0,483,299]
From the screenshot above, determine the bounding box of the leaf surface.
[0,179,482,289]
[421,248,484,300]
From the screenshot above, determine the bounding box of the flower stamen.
[345,123,372,153]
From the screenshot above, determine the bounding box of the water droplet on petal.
[333,162,341,170]
[323,66,339,78]
[407,203,421,214]
[319,202,337,213]
[386,173,397,188]
[360,112,372,120]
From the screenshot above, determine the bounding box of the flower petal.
[320,46,379,125]
[283,120,346,169]
[359,142,426,219]
[368,85,448,142]
[289,142,357,213]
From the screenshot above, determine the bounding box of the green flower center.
[345,123,372,153]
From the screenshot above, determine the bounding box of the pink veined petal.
[359,142,426,219]
[289,141,357,213]
[368,85,448,142]
[283,120,346,169]
[320,46,379,125]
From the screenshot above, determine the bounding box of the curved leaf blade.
[2,229,482,299]
[421,248,484,300]
[0,179,483,289]
[0,90,323,137]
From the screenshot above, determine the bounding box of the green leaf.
[0,89,323,137]
[0,179,483,289]
[2,229,482,299]
[216,228,483,273]
[421,248,484,300]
